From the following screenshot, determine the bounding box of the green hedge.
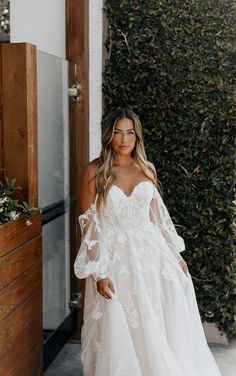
[103,0,236,337]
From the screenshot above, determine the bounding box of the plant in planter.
[0,177,39,225]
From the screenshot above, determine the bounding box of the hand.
[179,259,189,277]
[97,277,115,299]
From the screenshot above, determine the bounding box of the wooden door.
[66,0,89,340]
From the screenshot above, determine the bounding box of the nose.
[121,133,128,143]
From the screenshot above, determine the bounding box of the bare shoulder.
[84,158,100,179]
[79,158,100,213]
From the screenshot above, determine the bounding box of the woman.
[74,108,222,376]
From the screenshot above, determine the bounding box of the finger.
[98,290,109,299]
[182,262,188,274]
[181,265,188,276]
[104,288,112,299]
[108,281,115,293]
[98,288,111,299]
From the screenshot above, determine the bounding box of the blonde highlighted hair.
[90,107,162,211]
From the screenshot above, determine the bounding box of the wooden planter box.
[0,211,43,376]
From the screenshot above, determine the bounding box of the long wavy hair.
[90,107,162,211]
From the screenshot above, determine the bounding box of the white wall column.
[10,0,66,59]
[89,0,103,161]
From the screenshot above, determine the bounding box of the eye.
[113,130,120,135]
[128,131,135,135]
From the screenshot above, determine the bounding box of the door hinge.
[68,84,81,102]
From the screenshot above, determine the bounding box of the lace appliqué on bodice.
[74,181,185,282]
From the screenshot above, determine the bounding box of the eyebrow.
[114,128,135,131]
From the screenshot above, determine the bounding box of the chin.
[118,149,132,154]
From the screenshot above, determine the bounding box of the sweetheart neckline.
[110,180,154,198]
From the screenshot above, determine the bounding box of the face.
[111,117,137,156]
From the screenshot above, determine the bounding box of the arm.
[79,161,97,214]
[74,162,116,297]
[74,162,109,281]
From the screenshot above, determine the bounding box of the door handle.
[69,292,83,309]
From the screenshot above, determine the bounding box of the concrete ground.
[44,337,236,376]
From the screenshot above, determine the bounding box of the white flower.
[0,196,9,205]
[9,211,20,220]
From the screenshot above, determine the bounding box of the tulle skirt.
[80,224,222,376]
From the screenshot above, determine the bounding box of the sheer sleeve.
[149,186,185,262]
[74,199,109,281]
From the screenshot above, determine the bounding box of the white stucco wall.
[89,0,103,161]
[10,0,66,59]
[11,0,103,160]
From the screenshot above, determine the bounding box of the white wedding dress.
[74,181,222,376]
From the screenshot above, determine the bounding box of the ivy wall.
[103,0,236,336]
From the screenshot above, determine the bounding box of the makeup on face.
[111,118,136,154]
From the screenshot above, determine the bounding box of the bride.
[74,107,222,375]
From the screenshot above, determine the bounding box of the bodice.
[100,181,154,233]
[74,179,186,281]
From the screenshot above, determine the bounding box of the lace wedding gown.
[74,181,222,376]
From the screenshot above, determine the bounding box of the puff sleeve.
[74,199,109,281]
[149,186,185,262]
